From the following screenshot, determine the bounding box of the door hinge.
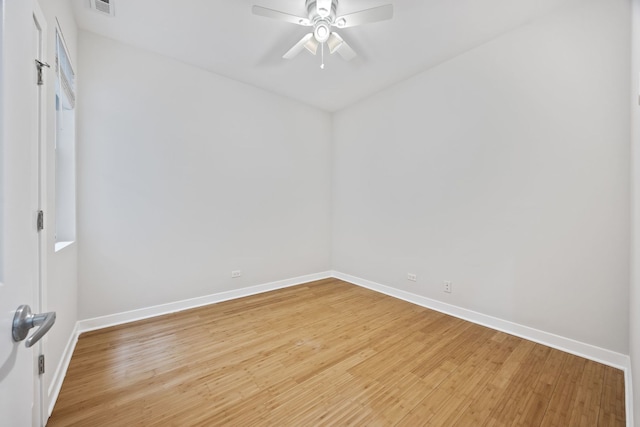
[38,354,45,375]
[35,59,50,86]
[37,210,44,232]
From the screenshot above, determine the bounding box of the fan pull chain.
[320,43,325,70]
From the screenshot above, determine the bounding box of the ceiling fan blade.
[283,33,315,59]
[334,4,393,28]
[327,32,357,61]
[252,5,311,26]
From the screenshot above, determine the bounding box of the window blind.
[56,28,75,109]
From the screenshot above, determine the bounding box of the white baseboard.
[332,271,630,371]
[47,322,80,417]
[626,367,634,427]
[76,271,333,333]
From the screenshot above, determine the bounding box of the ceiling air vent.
[89,0,115,17]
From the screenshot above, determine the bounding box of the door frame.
[32,3,48,425]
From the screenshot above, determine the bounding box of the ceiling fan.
[252,0,393,66]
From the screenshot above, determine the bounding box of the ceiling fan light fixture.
[327,32,343,53]
[253,0,394,63]
[304,36,319,55]
[314,22,330,43]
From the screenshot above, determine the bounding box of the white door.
[0,1,51,425]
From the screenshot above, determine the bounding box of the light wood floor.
[48,279,625,426]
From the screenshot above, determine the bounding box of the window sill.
[55,241,74,252]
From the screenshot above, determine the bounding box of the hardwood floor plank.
[48,279,625,426]
[597,366,626,426]
[483,343,552,425]
[514,347,566,426]
[540,354,588,426]
[567,360,606,426]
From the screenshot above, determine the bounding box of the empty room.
[2,0,640,425]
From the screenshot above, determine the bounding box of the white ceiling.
[71,0,579,112]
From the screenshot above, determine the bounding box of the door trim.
[32,3,48,425]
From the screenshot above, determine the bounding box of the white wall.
[332,0,630,353]
[76,32,332,319]
[630,0,640,424]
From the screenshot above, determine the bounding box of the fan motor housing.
[306,0,338,22]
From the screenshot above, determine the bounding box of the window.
[54,27,76,251]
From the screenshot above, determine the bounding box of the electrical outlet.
[407,273,417,282]
[443,281,452,293]
[231,270,242,278]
